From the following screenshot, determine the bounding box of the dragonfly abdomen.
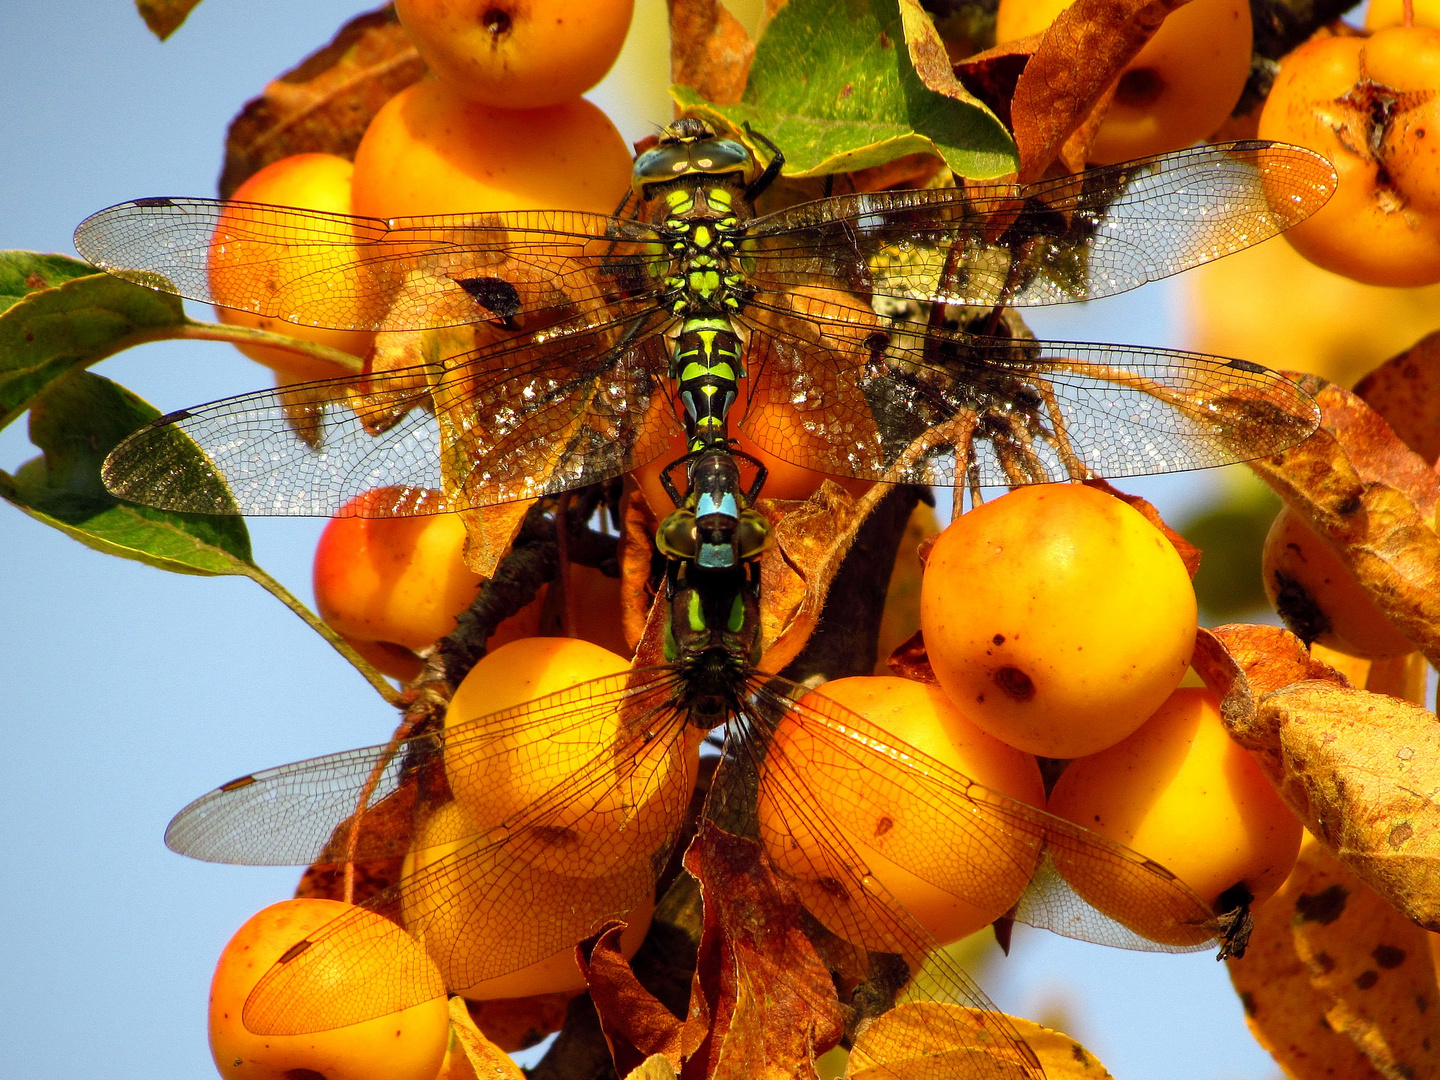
[674,318,744,452]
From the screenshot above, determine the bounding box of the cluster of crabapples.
[197,1,1439,1078]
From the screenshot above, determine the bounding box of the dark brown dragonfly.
[71,126,1331,517]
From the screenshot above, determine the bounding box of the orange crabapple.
[920,483,1197,759]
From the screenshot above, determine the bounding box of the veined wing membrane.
[102,306,682,515]
[721,686,1044,1080]
[166,666,689,866]
[742,142,1336,310]
[738,297,1320,488]
[73,200,667,333]
[179,667,698,1035]
[748,677,1220,954]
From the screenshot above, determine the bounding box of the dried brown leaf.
[669,0,755,107]
[580,921,686,1077]
[460,500,536,579]
[885,629,940,684]
[620,483,662,655]
[1197,626,1440,934]
[1250,378,1440,667]
[1230,834,1439,1080]
[1355,330,1440,468]
[219,5,426,198]
[1010,0,1189,181]
[683,824,846,1080]
[625,1056,682,1080]
[447,995,528,1080]
[849,1005,1110,1079]
[758,481,893,673]
[953,37,1042,134]
[1227,837,1390,1080]
[136,0,202,40]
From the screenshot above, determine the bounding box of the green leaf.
[675,0,1015,180]
[135,0,204,40]
[0,370,254,575]
[0,257,187,431]
[0,252,102,316]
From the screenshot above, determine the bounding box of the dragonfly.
[165,438,1229,1079]
[72,118,1330,520]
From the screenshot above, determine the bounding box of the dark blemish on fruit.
[993,666,1035,702]
[992,633,1005,645]
[483,7,512,37]
[1354,969,1379,990]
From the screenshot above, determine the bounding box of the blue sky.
[0,2,1277,1077]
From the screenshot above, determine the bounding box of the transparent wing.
[167,665,688,865]
[737,296,1319,488]
[714,685,1046,1080]
[74,199,667,333]
[746,674,1220,955]
[102,306,682,515]
[184,666,704,1034]
[744,142,1335,309]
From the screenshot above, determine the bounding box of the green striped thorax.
[632,120,766,456]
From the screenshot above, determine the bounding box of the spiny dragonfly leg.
[1028,376,1092,481]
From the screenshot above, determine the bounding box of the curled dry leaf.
[219,5,426,199]
[446,995,527,1080]
[1227,833,1439,1080]
[682,823,847,1080]
[579,921,689,1078]
[1249,375,1440,667]
[1355,329,1440,468]
[459,500,537,580]
[669,0,756,107]
[1009,0,1191,181]
[620,483,662,655]
[1196,625,1440,933]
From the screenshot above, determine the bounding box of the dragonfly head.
[656,449,773,571]
[633,118,755,198]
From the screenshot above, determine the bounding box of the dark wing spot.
[1390,821,1416,848]
[277,939,314,964]
[134,196,175,207]
[219,775,257,792]
[458,276,522,318]
[1228,358,1266,374]
[154,408,194,427]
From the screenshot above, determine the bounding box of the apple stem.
[555,493,576,638]
[244,563,404,706]
[341,715,422,905]
[175,319,368,374]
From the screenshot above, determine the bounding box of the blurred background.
[1,1,1420,1077]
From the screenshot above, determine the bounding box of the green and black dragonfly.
[164,435,1229,1080]
[73,119,1330,519]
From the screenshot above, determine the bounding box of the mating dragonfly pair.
[76,119,1333,1076]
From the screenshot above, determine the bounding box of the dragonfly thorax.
[664,559,763,724]
[657,448,773,571]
